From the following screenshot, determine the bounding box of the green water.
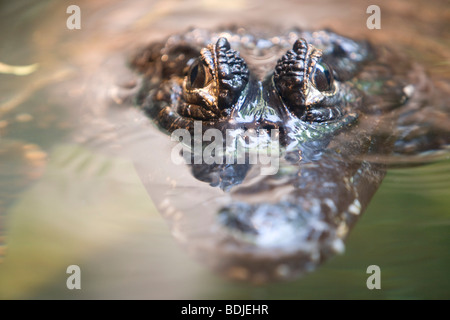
[0,145,448,299]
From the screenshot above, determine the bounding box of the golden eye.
[187,59,211,89]
[313,62,334,92]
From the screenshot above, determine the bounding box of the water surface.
[0,0,449,299]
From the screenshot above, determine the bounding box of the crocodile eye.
[313,62,334,92]
[187,59,211,89]
[181,38,249,120]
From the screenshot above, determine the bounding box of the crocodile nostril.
[260,121,276,130]
[257,120,287,146]
[259,120,282,133]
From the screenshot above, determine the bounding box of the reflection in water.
[0,0,448,299]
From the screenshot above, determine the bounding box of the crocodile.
[130,27,449,282]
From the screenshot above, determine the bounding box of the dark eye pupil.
[189,63,198,84]
[188,60,206,88]
[313,63,333,92]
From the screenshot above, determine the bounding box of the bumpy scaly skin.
[132,27,373,139]
[131,27,434,282]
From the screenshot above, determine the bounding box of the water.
[0,0,449,299]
